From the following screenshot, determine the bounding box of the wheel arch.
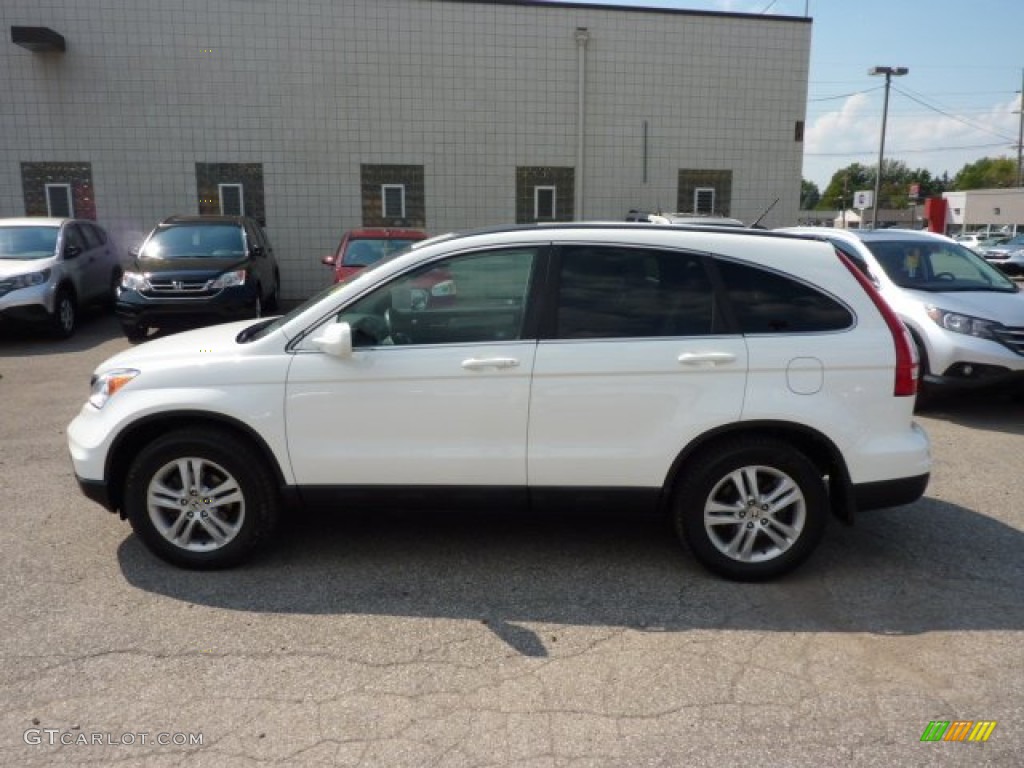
[104,410,293,517]
[661,421,855,523]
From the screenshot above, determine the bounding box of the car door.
[527,244,749,490]
[59,223,95,300]
[78,222,115,301]
[285,245,542,493]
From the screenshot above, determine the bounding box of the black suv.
[116,215,281,340]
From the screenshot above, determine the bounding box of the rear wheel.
[673,438,827,581]
[123,428,279,569]
[49,287,76,339]
[266,272,281,312]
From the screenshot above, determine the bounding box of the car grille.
[146,278,218,297]
[993,325,1024,356]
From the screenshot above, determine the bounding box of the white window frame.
[534,185,556,220]
[382,184,406,219]
[218,183,244,216]
[694,187,715,215]
[45,183,73,217]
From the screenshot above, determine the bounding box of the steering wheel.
[933,272,956,281]
[384,309,410,345]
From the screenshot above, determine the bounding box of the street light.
[868,66,908,228]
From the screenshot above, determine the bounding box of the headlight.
[209,270,246,289]
[121,271,151,291]
[8,268,51,289]
[88,369,140,409]
[925,306,998,340]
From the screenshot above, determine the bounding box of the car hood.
[895,287,1024,323]
[0,256,57,277]
[132,255,248,274]
[96,319,259,372]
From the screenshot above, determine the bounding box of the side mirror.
[310,322,353,358]
[250,245,264,259]
[321,254,336,267]
[64,244,82,259]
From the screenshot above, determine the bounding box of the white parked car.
[68,224,931,581]
[0,217,123,337]
[780,227,1024,401]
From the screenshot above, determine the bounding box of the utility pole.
[1017,68,1023,187]
[869,66,908,228]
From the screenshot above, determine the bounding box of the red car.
[321,227,428,283]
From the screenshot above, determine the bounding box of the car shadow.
[117,495,1024,656]
[916,387,1024,436]
[0,307,125,357]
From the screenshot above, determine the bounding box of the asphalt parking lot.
[1,310,1022,767]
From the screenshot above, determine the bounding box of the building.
[2,0,812,298]
[942,189,1024,235]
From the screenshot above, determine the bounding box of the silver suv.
[781,227,1024,401]
[68,224,930,581]
[0,217,122,338]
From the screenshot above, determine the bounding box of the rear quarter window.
[715,259,853,333]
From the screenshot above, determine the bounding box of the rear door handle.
[462,357,520,370]
[677,352,736,367]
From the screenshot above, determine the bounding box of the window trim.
[382,184,406,219]
[45,183,73,217]
[534,186,557,220]
[218,183,245,216]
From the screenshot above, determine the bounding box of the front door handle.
[677,351,736,367]
[461,357,520,370]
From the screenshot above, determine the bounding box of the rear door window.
[715,259,853,333]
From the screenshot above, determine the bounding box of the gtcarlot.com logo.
[24,729,203,747]
[920,720,997,743]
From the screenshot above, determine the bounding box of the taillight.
[836,249,918,397]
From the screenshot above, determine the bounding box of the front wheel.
[673,438,827,581]
[50,287,77,339]
[123,429,280,569]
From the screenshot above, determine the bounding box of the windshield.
[863,239,1017,292]
[0,226,59,260]
[341,238,419,267]
[141,225,244,259]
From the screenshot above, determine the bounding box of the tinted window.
[339,248,536,346]
[555,246,715,339]
[142,225,244,259]
[64,224,87,252]
[716,259,852,333]
[80,222,105,249]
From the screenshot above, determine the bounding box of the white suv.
[67,224,931,581]
[781,227,1024,401]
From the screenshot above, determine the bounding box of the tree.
[816,160,949,211]
[951,156,1018,190]
[800,179,820,209]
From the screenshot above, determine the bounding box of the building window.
[382,184,406,219]
[360,165,425,227]
[196,163,265,224]
[20,162,95,219]
[534,186,556,219]
[678,170,732,216]
[794,120,805,142]
[515,167,574,223]
[218,183,244,216]
[46,183,73,217]
[694,188,715,215]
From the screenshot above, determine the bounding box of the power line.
[892,84,1017,143]
[805,141,1011,157]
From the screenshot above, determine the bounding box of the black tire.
[121,322,148,342]
[266,272,281,312]
[673,437,827,582]
[123,428,280,569]
[50,286,77,339]
[253,289,263,319]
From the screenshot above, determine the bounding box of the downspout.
[574,28,589,221]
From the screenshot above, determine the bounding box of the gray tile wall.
[0,0,810,298]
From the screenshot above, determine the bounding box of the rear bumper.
[853,473,929,512]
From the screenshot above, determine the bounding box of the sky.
[547,0,1024,190]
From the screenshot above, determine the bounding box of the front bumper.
[115,284,258,329]
[0,280,56,322]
